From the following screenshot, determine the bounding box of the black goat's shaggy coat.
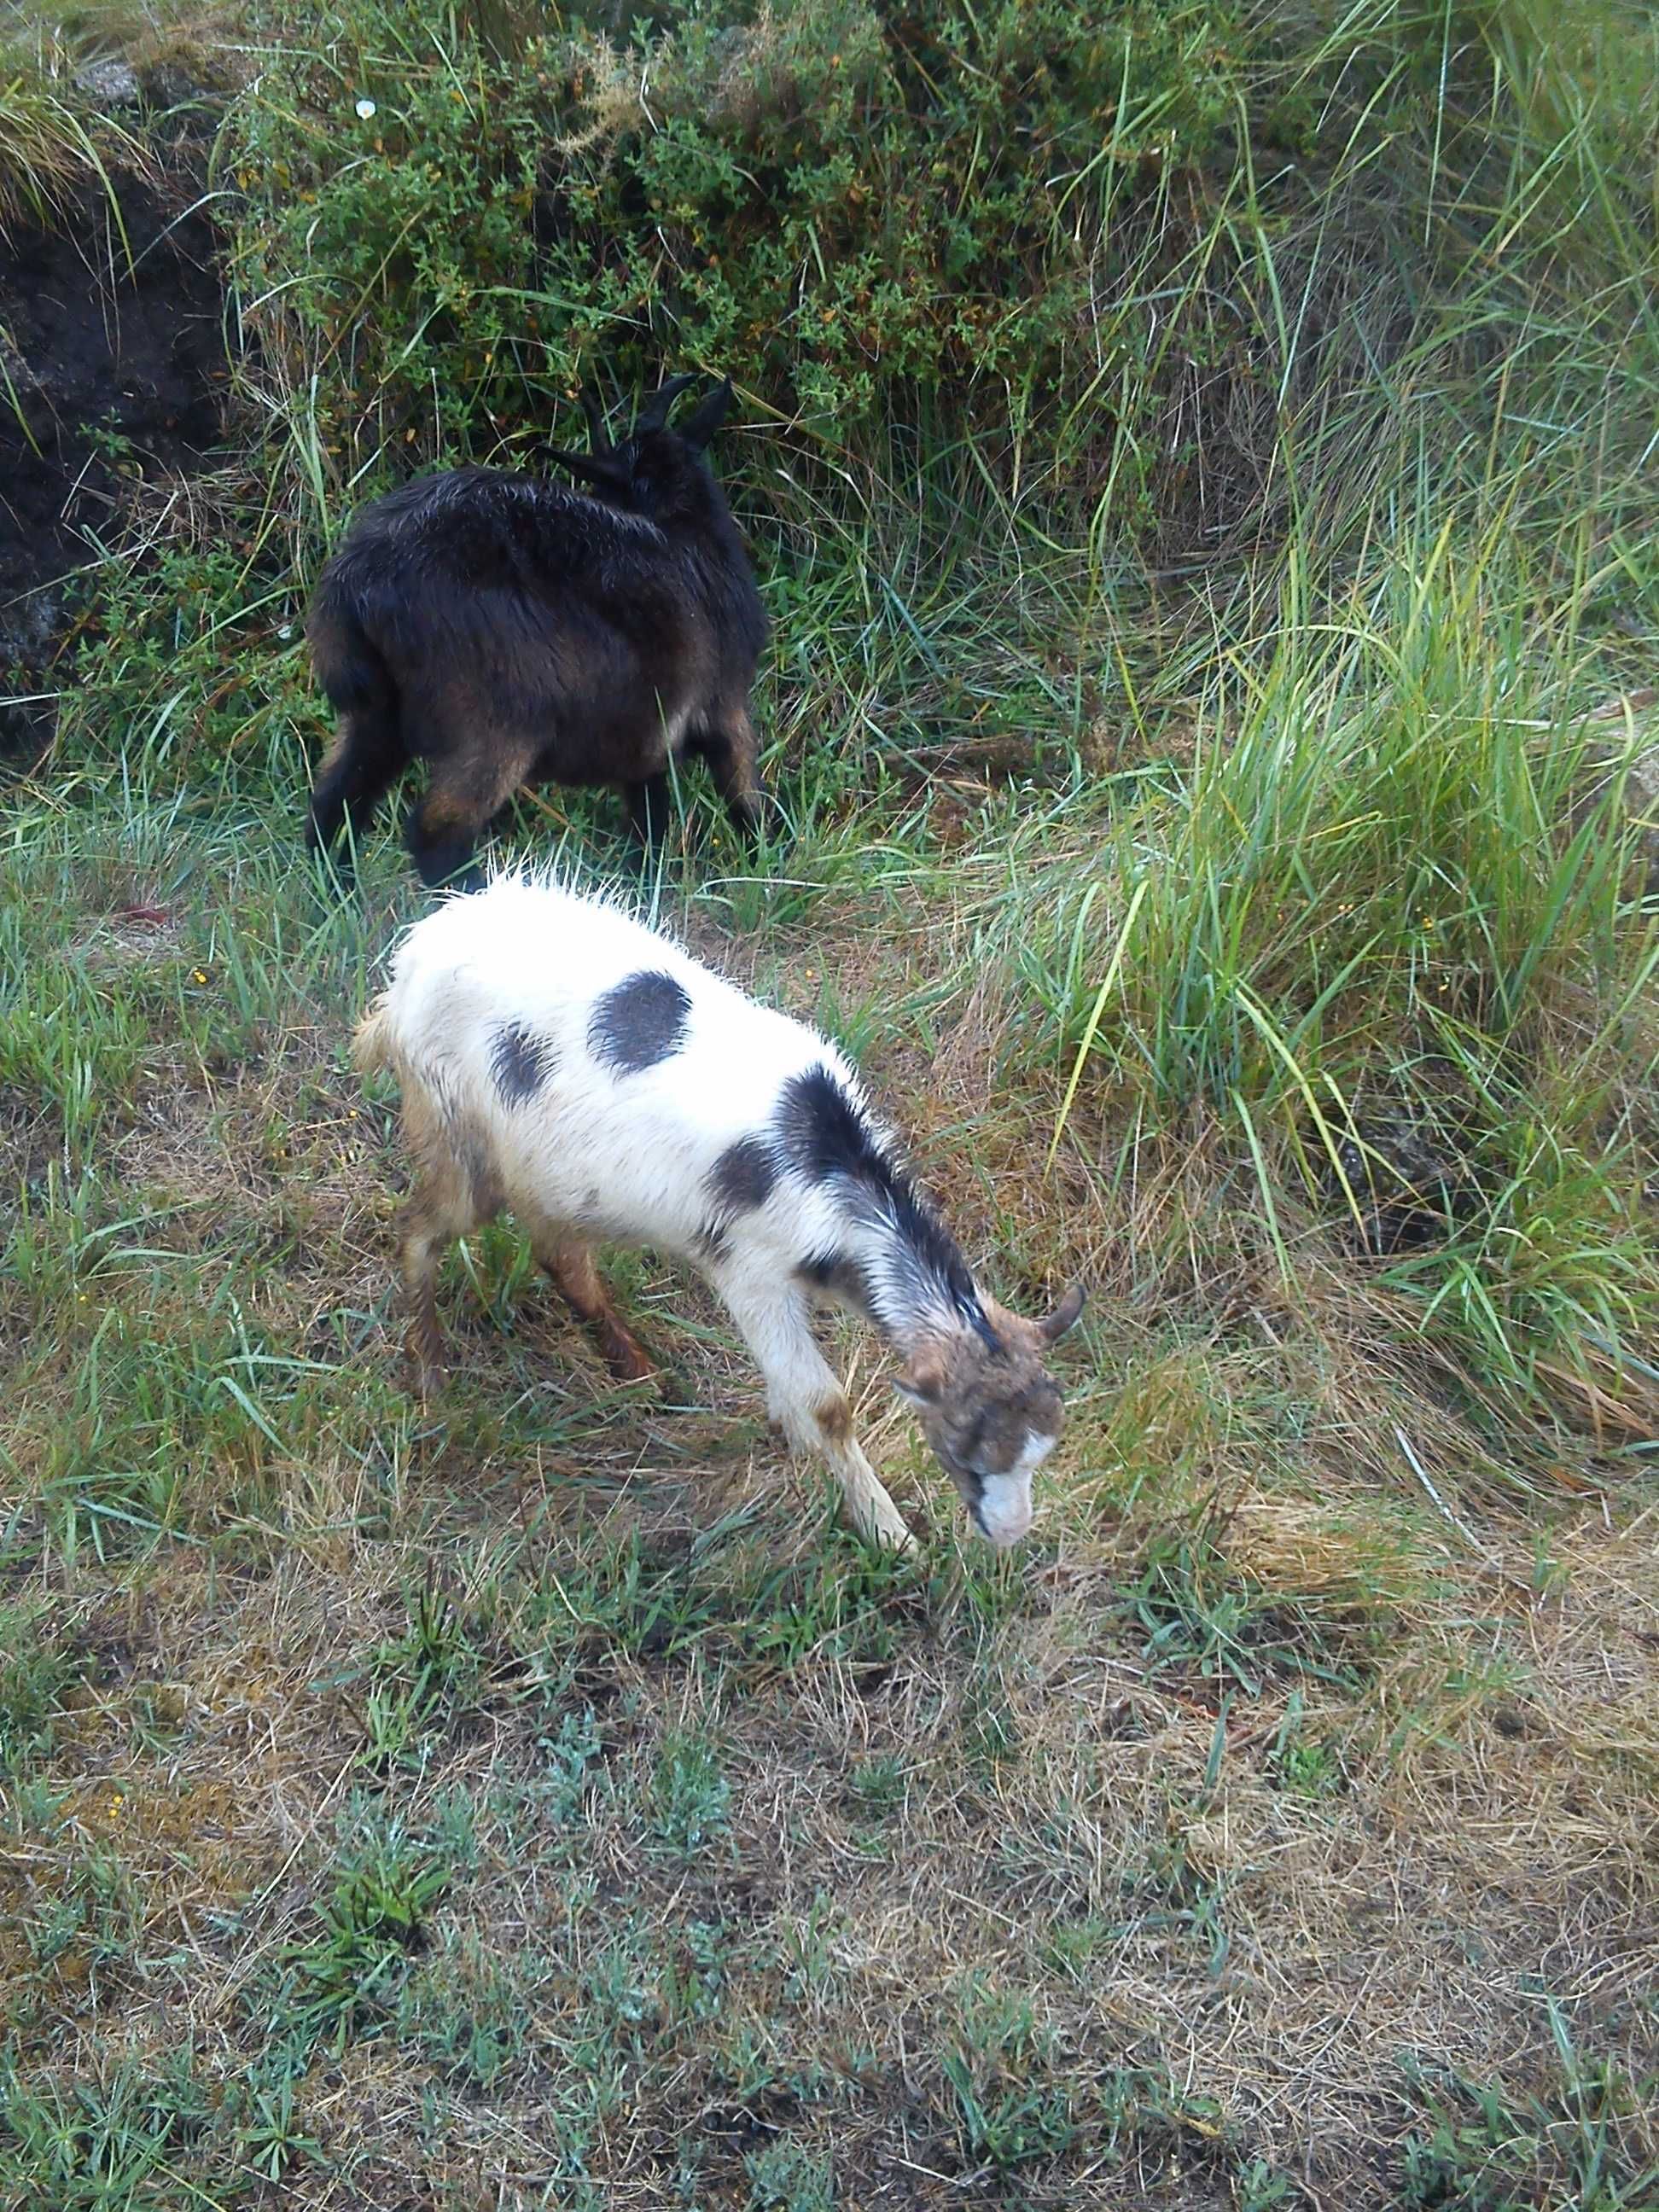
[306,380,770,889]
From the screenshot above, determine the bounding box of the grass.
[3,0,1659,2204]
[2,736,1653,2207]
[0,3,155,238]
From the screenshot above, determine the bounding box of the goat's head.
[548,374,736,521]
[894,1284,1085,1547]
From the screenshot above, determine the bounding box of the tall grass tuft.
[1022,518,1657,1439]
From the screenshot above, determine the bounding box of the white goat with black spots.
[353,876,1083,1551]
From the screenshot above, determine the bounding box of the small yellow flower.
[193,969,208,984]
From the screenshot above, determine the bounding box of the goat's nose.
[974,1476,1034,1548]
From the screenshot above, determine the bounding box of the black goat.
[306,375,771,891]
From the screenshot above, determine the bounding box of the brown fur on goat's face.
[897,1289,1082,1548]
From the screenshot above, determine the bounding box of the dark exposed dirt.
[0,171,226,759]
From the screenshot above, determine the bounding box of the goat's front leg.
[623,772,672,859]
[713,1272,915,1551]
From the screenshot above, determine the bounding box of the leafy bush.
[224,0,1237,504]
[217,0,1659,580]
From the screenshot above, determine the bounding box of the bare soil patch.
[0,170,225,757]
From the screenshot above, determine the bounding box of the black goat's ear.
[546,446,633,492]
[635,371,699,434]
[580,390,611,452]
[678,375,735,452]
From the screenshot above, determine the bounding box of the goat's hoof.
[406,1328,448,1401]
[862,1509,917,1556]
[604,1339,656,1385]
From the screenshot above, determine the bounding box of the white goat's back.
[366,875,856,1260]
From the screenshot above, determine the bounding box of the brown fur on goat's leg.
[399,1210,452,1397]
[695,704,773,841]
[405,792,485,895]
[405,739,538,894]
[533,1231,655,1382]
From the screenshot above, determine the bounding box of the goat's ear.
[678,375,735,452]
[635,371,699,434]
[894,1344,948,1408]
[546,447,633,492]
[1039,1284,1086,1344]
[580,390,611,452]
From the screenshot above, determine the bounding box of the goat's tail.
[307,566,398,720]
[306,569,408,864]
[352,996,398,1081]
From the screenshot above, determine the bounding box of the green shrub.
[215,0,1659,578]
[224,0,1237,510]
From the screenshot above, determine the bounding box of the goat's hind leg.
[405,734,538,895]
[308,706,405,885]
[712,1273,915,1551]
[398,1192,462,1398]
[405,787,486,896]
[696,705,777,847]
[395,1102,490,1396]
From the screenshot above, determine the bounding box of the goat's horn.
[546,446,633,491]
[1039,1284,1086,1343]
[634,372,698,434]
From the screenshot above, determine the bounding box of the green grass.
[1,762,1652,2205]
[3,0,1659,2204]
[0,3,154,239]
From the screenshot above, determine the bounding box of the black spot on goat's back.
[776,1065,981,1322]
[708,1136,777,1214]
[491,1022,556,1105]
[589,969,692,1074]
[776,1064,881,1185]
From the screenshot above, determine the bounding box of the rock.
[0,588,60,667]
[1325,1088,1478,1256]
[73,56,142,107]
[140,61,224,114]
